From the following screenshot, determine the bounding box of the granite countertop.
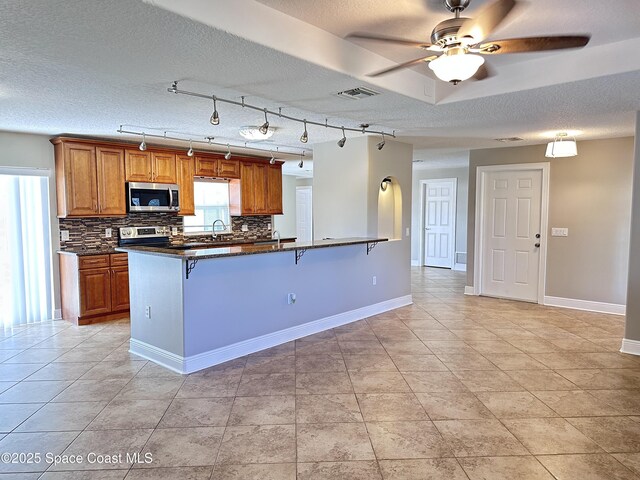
[58,236,297,256]
[116,237,388,261]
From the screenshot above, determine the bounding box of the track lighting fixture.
[166,82,396,146]
[377,133,386,150]
[259,109,269,135]
[118,126,307,160]
[187,140,194,157]
[210,96,220,125]
[139,133,147,151]
[380,177,392,191]
[269,150,276,165]
[298,159,304,168]
[337,127,346,148]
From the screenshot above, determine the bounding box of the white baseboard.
[464,286,476,296]
[453,263,467,272]
[543,296,626,316]
[53,309,62,320]
[410,260,420,267]
[620,338,640,356]
[131,294,413,374]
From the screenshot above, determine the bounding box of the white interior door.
[481,169,542,302]
[423,179,456,268]
[296,186,312,242]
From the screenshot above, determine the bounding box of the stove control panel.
[119,226,171,239]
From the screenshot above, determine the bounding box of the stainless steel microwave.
[127,182,180,212]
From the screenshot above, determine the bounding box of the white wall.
[0,131,61,312]
[272,174,297,238]
[411,164,469,266]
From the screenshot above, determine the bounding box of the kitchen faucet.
[272,230,281,248]
[212,219,228,240]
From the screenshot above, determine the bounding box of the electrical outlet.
[172,227,178,235]
[267,223,272,230]
[105,228,112,238]
[145,306,151,319]
[372,276,377,286]
[241,224,248,232]
[406,227,410,237]
[287,293,296,305]
[60,230,70,241]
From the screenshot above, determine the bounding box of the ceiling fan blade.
[346,32,437,50]
[368,55,439,77]
[457,0,515,44]
[474,35,590,54]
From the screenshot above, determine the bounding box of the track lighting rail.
[168,81,396,139]
[116,126,306,158]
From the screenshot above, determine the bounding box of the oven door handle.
[168,187,174,209]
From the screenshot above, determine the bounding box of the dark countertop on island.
[116,237,388,260]
[59,236,297,256]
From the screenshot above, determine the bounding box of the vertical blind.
[0,173,53,326]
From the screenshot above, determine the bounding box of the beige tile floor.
[1,267,639,479]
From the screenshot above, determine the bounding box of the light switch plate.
[172,227,178,235]
[267,223,272,230]
[60,230,70,241]
[105,228,112,238]
[406,227,410,237]
[241,224,248,232]
[551,227,569,237]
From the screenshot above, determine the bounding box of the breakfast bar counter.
[118,236,411,373]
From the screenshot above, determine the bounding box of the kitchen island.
[118,237,412,373]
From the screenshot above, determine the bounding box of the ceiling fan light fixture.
[545,133,578,158]
[428,50,485,84]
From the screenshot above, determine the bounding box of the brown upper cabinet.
[195,155,240,179]
[125,150,177,184]
[230,160,282,216]
[176,154,195,216]
[53,139,126,217]
[52,137,281,218]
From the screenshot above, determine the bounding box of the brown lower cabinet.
[59,252,129,325]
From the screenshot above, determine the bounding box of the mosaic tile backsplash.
[58,213,273,252]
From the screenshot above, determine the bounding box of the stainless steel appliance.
[118,226,171,247]
[127,182,180,212]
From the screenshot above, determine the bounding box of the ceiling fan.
[346,0,590,84]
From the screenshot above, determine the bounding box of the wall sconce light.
[545,132,578,158]
[380,177,392,191]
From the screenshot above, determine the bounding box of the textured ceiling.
[0,0,638,165]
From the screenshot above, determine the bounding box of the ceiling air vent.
[336,87,380,100]
[494,137,524,142]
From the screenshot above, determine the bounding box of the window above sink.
[183,179,231,236]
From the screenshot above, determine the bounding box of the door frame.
[420,178,457,268]
[472,162,550,304]
[295,185,313,242]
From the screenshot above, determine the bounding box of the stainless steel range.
[118,226,172,247]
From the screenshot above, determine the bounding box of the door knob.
[535,243,540,248]
[536,233,541,238]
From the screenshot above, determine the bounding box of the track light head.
[210,97,220,125]
[380,177,392,191]
[259,109,269,135]
[187,140,194,157]
[225,144,232,160]
[377,133,386,150]
[139,133,147,151]
[337,127,346,148]
[298,159,304,168]
[269,151,276,165]
[300,120,308,143]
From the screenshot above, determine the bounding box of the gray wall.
[624,113,640,340]
[273,174,297,238]
[467,137,634,305]
[411,165,469,266]
[0,131,61,312]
